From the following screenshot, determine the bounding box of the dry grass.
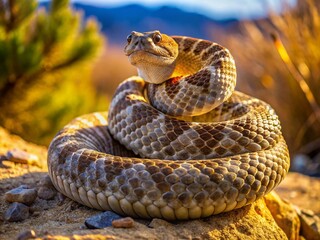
[218,0,320,153]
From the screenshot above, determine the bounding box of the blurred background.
[0,0,319,176]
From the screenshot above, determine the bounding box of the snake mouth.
[126,50,154,56]
[127,49,171,59]
[127,50,175,67]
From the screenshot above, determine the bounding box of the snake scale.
[48,31,290,220]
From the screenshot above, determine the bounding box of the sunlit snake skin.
[48,32,290,220]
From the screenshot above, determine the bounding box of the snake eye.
[153,33,162,43]
[127,34,132,43]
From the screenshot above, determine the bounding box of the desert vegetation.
[218,0,320,155]
[0,0,105,144]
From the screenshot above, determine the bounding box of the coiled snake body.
[48,31,290,220]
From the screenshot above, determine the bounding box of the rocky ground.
[0,127,319,240]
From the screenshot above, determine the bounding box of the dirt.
[0,127,319,239]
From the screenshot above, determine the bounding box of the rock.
[4,202,30,222]
[37,175,57,200]
[85,211,123,229]
[264,191,300,240]
[16,230,36,240]
[5,185,37,205]
[39,175,54,188]
[296,208,320,240]
[6,148,40,167]
[37,186,56,200]
[112,217,135,228]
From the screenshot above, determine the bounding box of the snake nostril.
[135,40,145,48]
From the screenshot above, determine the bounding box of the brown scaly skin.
[48,31,290,220]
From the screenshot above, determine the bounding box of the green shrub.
[0,0,105,145]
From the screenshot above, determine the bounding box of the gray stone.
[37,186,56,200]
[85,211,123,229]
[38,175,57,200]
[39,175,54,188]
[5,185,37,205]
[4,202,30,222]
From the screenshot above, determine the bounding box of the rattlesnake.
[48,31,290,220]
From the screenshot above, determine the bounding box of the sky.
[65,0,297,19]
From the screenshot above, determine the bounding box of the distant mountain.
[40,2,240,45]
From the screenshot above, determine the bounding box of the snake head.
[124,30,179,84]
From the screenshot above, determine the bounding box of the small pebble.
[6,149,40,166]
[79,225,87,230]
[85,211,123,229]
[38,175,57,200]
[39,175,54,188]
[37,186,56,200]
[4,202,30,222]
[112,217,134,228]
[16,229,36,240]
[5,185,37,205]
